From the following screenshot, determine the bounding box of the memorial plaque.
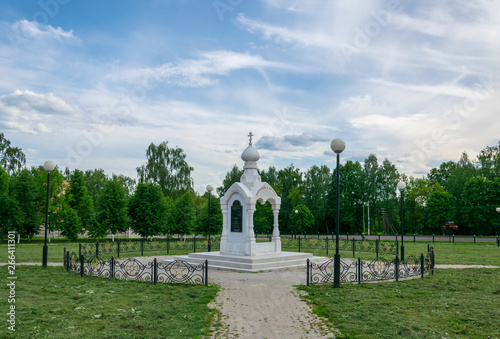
[231,200,243,233]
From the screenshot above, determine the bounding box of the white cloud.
[11,20,80,44]
[106,50,288,88]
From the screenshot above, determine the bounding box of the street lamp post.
[397,181,406,261]
[206,185,213,252]
[496,207,500,247]
[42,160,56,267]
[294,209,298,239]
[331,138,345,288]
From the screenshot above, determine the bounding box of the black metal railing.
[279,236,398,258]
[79,236,221,259]
[307,246,435,286]
[65,251,208,286]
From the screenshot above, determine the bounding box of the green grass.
[280,240,500,266]
[0,265,218,338]
[299,268,500,338]
[1,239,499,266]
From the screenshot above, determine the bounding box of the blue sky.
[1,0,499,193]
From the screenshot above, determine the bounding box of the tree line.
[1,131,499,240]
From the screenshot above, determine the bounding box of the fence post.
[474,235,476,243]
[117,239,120,258]
[63,247,66,267]
[431,247,435,275]
[414,234,416,243]
[96,241,99,258]
[357,257,361,284]
[79,243,82,258]
[326,238,329,256]
[378,234,381,242]
[306,258,310,286]
[298,237,301,253]
[420,253,424,278]
[352,238,355,258]
[332,232,334,240]
[167,237,170,255]
[396,239,399,257]
[110,256,114,279]
[205,260,208,286]
[141,238,144,256]
[153,258,157,285]
[376,239,379,260]
[452,234,455,243]
[65,251,69,272]
[80,254,84,277]
[346,232,349,241]
[433,234,435,242]
[395,255,399,282]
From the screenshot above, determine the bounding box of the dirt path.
[206,268,336,339]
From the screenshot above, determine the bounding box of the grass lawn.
[299,268,500,338]
[1,238,499,265]
[0,265,218,338]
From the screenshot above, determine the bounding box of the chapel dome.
[241,144,260,162]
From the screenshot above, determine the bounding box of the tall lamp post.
[331,138,345,288]
[206,185,213,252]
[397,181,406,260]
[42,160,56,267]
[496,207,500,247]
[294,209,298,239]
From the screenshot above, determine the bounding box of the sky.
[0,0,499,194]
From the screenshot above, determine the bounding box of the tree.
[9,169,42,238]
[0,133,26,174]
[477,141,500,180]
[303,165,331,233]
[426,184,455,234]
[31,166,67,234]
[84,168,108,205]
[405,177,432,235]
[0,167,13,237]
[93,178,130,238]
[277,165,303,232]
[170,192,196,236]
[67,169,95,233]
[253,201,274,235]
[217,165,243,196]
[460,176,498,235]
[129,183,169,237]
[57,203,82,241]
[195,193,223,236]
[289,204,315,234]
[136,141,194,198]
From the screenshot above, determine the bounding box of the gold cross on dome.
[248,132,253,145]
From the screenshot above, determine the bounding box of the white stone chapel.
[219,132,282,256]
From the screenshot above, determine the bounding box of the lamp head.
[43,160,56,173]
[397,181,406,192]
[206,185,213,193]
[496,207,500,213]
[330,138,346,154]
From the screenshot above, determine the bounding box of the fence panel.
[157,260,206,285]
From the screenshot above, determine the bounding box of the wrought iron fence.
[307,247,435,286]
[65,251,208,286]
[79,236,221,259]
[279,236,398,258]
